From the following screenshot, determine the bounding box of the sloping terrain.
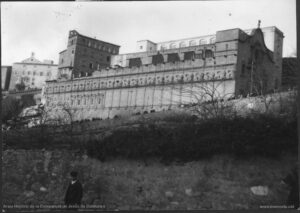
[3,149,295,210]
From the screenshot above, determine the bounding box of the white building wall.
[136,40,157,52]
[10,63,58,90]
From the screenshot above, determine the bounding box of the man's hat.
[70,171,78,178]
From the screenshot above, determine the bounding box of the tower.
[58,30,120,80]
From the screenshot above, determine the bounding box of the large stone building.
[44,26,283,121]
[58,30,120,80]
[9,53,58,91]
[112,26,283,85]
[1,66,12,91]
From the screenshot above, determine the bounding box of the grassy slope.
[3,149,295,210]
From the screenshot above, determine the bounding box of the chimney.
[31,52,35,58]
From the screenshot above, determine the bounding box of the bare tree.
[250,66,279,114]
[171,79,236,119]
[43,102,77,141]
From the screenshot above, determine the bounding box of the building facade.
[1,66,12,91]
[113,26,283,84]
[58,30,120,80]
[9,53,58,91]
[44,27,282,121]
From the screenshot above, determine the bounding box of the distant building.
[1,66,12,91]
[44,26,283,121]
[58,30,120,80]
[9,53,58,91]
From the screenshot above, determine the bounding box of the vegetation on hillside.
[86,114,297,162]
[3,112,297,163]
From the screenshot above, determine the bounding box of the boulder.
[250,186,269,196]
[40,186,47,192]
[165,191,174,198]
[185,188,193,196]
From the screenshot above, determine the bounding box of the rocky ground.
[2,149,295,210]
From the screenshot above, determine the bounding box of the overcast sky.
[1,0,296,65]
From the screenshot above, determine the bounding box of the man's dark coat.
[64,181,83,206]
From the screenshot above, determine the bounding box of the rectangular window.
[184,51,195,61]
[168,53,180,63]
[40,72,43,76]
[129,58,142,67]
[152,54,164,65]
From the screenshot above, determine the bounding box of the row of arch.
[160,37,216,50]
[47,93,105,108]
[46,70,233,94]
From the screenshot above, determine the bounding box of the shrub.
[4,114,297,162]
[85,115,297,162]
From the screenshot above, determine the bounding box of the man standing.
[64,171,83,209]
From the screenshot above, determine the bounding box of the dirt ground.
[2,149,296,210]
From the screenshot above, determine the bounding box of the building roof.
[22,56,42,64]
[59,49,67,54]
[137,40,157,44]
[136,26,282,47]
[16,52,57,66]
[244,26,284,37]
[14,62,58,66]
[71,30,121,47]
[157,34,216,45]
